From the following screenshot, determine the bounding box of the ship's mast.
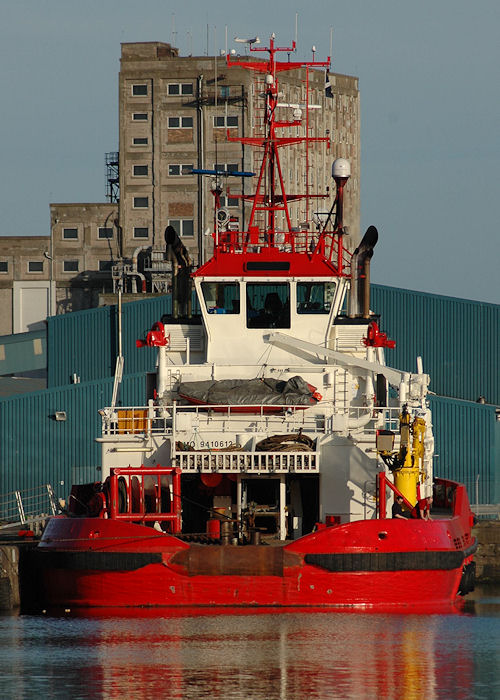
[227,35,330,245]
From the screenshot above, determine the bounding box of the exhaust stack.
[349,225,378,318]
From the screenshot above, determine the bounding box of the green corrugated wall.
[429,396,500,504]
[371,285,499,405]
[47,296,172,387]
[0,373,145,503]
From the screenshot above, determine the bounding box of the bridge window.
[297,282,336,314]
[202,282,240,314]
[246,283,290,328]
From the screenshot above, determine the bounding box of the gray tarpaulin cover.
[176,376,318,406]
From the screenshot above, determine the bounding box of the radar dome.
[332,158,351,179]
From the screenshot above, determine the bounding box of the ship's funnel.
[165,225,192,319]
[349,225,378,318]
[165,225,192,268]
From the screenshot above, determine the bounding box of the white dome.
[332,158,351,179]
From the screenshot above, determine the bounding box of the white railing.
[100,402,405,438]
[100,402,328,437]
[0,484,58,529]
[173,449,319,474]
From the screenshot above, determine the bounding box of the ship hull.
[33,515,476,611]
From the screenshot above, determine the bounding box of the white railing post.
[15,491,26,524]
[46,484,58,515]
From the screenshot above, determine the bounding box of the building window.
[133,165,149,176]
[28,261,43,273]
[133,137,148,146]
[133,227,149,239]
[132,84,148,96]
[98,260,113,272]
[167,116,194,129]
[167,83,193,96]
[213,115,238,128]
[0,261,8,273]
[63,260,79,273]
[98,227,113,239]
[62,227,78,239]
[132,113,148,121]
[168,163,193,176]
[168,219,194,237]
[214,163,239,173]
[133,197,149,209]
[220,195,239,208]
[220,86,230,99]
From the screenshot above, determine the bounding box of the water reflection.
[1,591,499,700]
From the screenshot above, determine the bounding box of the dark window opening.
[63,260,79,273]
[28,261,43,273]
[202,282,240,314]
[98,227,113,239]
[297,282,336,314]
[246,283,290,329]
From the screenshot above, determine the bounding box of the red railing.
[108,466,182,534]
[212,228,352,276]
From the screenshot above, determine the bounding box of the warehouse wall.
[371,285,499,405]
[429,396,499,504]
[0,373,145,505]
[47,296,172,386]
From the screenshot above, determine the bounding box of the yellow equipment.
[376,407,427,506]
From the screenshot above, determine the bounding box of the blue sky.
[1,0,498,304]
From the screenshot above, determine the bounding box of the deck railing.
[173,448,319,474]
[100,403,404,438]
[0,484,58,529]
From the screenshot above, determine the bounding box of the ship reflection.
[61,608,474,700]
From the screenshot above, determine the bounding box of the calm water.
[1,588,499,700]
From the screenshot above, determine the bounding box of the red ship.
[35,35,476,611]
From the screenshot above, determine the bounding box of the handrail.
[100,402,405,438]
[108,466,182,533]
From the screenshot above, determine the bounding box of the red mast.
[227,36,330,246]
